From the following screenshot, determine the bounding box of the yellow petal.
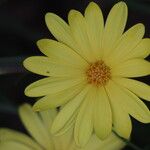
[39,108,70,150]
[85,2,104,58]
[82,133,125,150]
[39,109,57,130]
[108,80,150,123]
[19,104,54,149]
[102,2,127,57]
[51,85,91,135]
[0,141,32,150]
[25,77,85,97]
[94,87,112,140]
[0,128,41,150]
[23,56,84,77]
[54,110,77,136]
[45,13,77,50]
[107,23,145,64]
[33,83,85,111]
[74,88,94,146]
[114,77,150,101]
[112,59,150,77]
[109,103,131,140]
[124,38,150,60]
[57,128,74,150]
[120,87,150,123]
[37,39,88,69]
[68,10,95,62]
[105,81,132,139]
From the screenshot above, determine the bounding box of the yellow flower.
[23,1,150,146]
[0,104,125,150]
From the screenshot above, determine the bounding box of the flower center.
[86,60,111,86]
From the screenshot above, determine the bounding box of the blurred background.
[0,0,149,149]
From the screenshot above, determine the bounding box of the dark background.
[0,0,150,149]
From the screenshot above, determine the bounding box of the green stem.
[123,139,143,150]
[113,131,143,150]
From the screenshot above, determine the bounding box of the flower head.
[24,1,150,146]
[0,104,125,150]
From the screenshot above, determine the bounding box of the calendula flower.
[23,1,150,146]
[0,104,125,150]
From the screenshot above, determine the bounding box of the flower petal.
[0,128,41,150]
[54,128,74,150]
[119,87,150,123]
[45,13,77,50]
[85,2,104,58]
[105,81,132,139]
[68,10,95,62]
[108,80,150,123]
[39,109,57,131]
[37,39,88,69]
[19,104,54,149]
[74,88,94,146]
[94,87,112,140]
[112,59,150,77]
[0,141,32,150]
[25,77,85,97]
[102,2,127,57]
[33,83,85,111]
[107,23,145,64]
[124,38,150,60]
[113,78,150,101]
[51,85,91,135]
[83,133,125,150]
[23,56,84,77]
[54,110,77,136]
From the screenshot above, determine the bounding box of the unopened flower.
[0,104,125,150]
[24,1,150,146]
